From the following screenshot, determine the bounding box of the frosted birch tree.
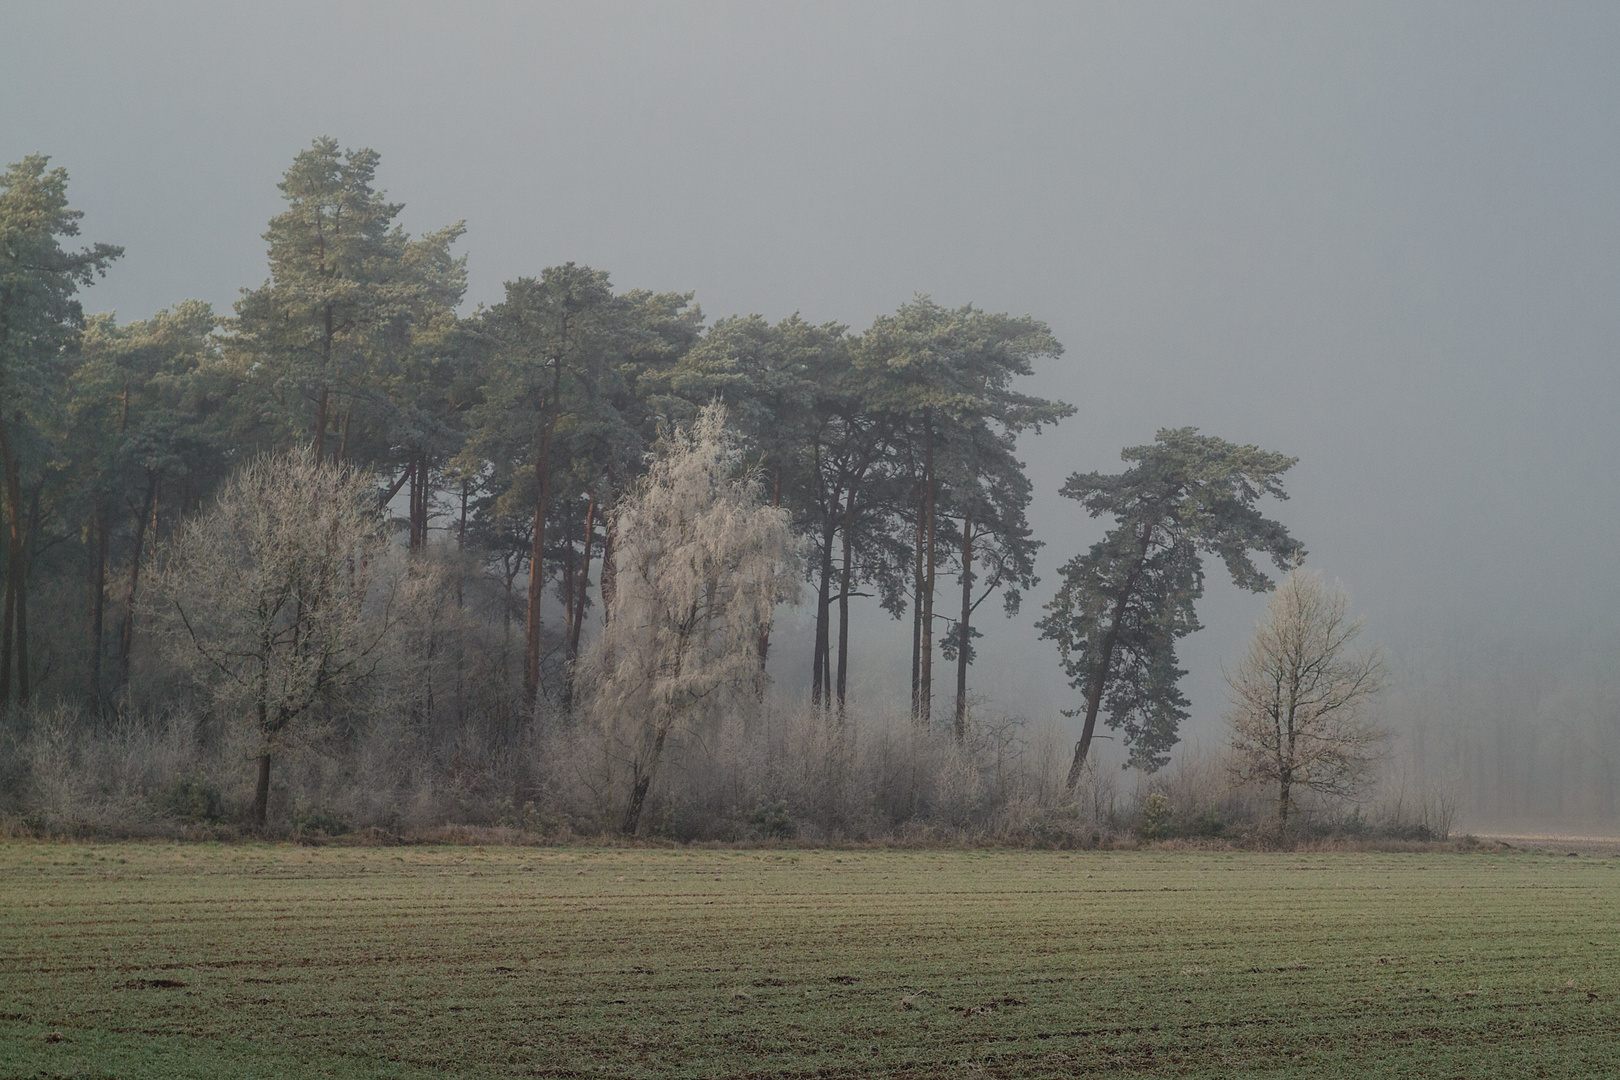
[578,403,800,834]
[1225,568,1387,836]
[153,448,394,827]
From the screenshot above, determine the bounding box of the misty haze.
[4,4,1619,1077]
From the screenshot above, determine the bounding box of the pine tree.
[0,154,121,707]
[1040,428,1304,780]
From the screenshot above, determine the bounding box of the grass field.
[3,842,1618,1078]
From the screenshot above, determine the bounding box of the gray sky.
[6,1,1618,743]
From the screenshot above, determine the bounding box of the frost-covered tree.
[579,403,800,834]
[1225,568,1387,836]
[152,449,394,827]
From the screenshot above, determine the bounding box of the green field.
[3,843,1618,1078]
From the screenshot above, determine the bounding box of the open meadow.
[3,842,1619,1078]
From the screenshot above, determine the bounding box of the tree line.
[4,138,1349,815]
[1,141,1073,733]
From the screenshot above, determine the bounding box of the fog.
[6,1,1618,832]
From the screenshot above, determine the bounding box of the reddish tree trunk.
[835,491,856,718]
[811,515,835,710]
[911,486,924,720]
[955,514,972,742]
[919,417,935,726]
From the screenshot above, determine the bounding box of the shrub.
[746,800,796,840]
[1170,808,1225,839]
[159,777,225,823]
[1139,793,1171,841]
[291,803,352,838]
[493,798,561,834]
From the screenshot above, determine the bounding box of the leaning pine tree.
[579,403,801,835]
[1039,428,1305,782]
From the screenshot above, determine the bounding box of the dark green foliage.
[745,800,796,839]
[158,777,225,823]
[289,803,352,837]
[7,141,1081,825]
[1172,807,1227,839]
[1040,428,1304,775]
[1137,792,1172,840]
[232,137,467,465]
[1,154,122,708]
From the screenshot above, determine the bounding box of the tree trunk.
[421,450,434,544]
[911,489,924,720]
[408,450,432,550]
[406,449,419,549]
[457,478,469,551]
[13,483,38,706]
[313,384,330,463]
[119,471,159,685]
[252,677,272,827]
[253,752,272,828]
[417,452,430,544]
[149,477,160,559]
[919,418,936,727]
[0,413,21,706]
[600,505,617,625]
[312,304,334,461]
[1064,587,1130,789]
[0,570,12,707]
[87,502,109,702]
[568,495,595,664]
[620,722,669,835]
[523,416,557,716]
[336,404,353,465]
[562,530,576,645]
[752,469,774,677]
[955,514,972,742]
[1065,523,1156,790]
[835,491,856,719]
[811,516,834,710]
[1277,774,1291,838]
[755,625,771,677]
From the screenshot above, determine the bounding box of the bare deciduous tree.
[578,403,801,835]
[152,448,394,827]
[1225,568,1387,836]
